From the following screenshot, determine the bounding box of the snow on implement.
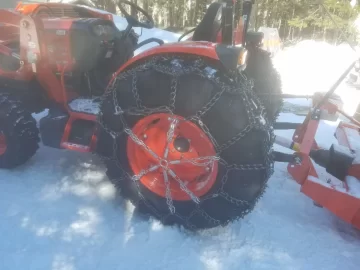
[0,0,359,231]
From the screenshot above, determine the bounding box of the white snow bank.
[273,40,357,95]
[274,40,360,116]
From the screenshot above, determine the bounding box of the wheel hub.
[127,113,218,201]
[0,132,7,156]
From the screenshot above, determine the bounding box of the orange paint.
[109,41,220,87]
[127,113,218,201]
[0,133,7,156]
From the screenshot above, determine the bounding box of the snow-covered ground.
[1,13,360,270]
[273,40,360,116]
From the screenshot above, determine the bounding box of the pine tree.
[90,0,360,44]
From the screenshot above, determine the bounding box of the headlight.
[93,24,116,39]
[93,24,106,36]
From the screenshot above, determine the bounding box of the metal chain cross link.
[169,76,178,112]
[132,72,144,109]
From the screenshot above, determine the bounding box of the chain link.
[96,55,273,229]
[124,106,172,116]
[164,117,178,159]
[216,124,253,153]
[132,73,144,109]
[194,88,225,119]
[170,155,220,167]
[168,169,200,204]
[131,165,160,181]
[169,76,178,112]
[162,169,176,214]
[189,117,220,148]
[198,209,222,226]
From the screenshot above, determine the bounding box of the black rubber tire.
[244,46,283,122]
[0,93,40,169]
[96,55,274,230]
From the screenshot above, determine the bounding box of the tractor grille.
[37,7,90,18]
[50,7,81,18]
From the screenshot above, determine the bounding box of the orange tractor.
[0,0,359,231]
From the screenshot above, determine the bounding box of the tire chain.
[96,55,274,229]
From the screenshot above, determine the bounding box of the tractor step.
[68,97,101,115]
[61,142,91,152]
[60,117,97,152]
[40,107,69,149]
[68,119,95,146]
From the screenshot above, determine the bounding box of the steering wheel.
[118,0,154,29]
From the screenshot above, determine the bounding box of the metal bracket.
[310,108,322,121]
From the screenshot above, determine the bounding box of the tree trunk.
[192,0,200,25]
[131,0,138,17]
[183,0,187,27]
[312,25,316,39]
[287,26,292,40]
[143,0,149,13]
[107,0,116,14]
[249,0,257,31]
[168,0,174,27]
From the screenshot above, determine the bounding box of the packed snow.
[68,98,101,115]
[343,125,360,151]
[347,176,360,199]
[1,12,360,270]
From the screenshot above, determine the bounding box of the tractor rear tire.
[0,93,40,169]
[244,46,283,122]
[96,55,274,230]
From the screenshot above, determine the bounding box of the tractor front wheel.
[96,55,274,230]
[0,93,40,169]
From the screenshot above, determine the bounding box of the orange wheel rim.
[0,132,7,156]
[127,113,219,201]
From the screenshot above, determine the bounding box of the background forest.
[90,0,360,44]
